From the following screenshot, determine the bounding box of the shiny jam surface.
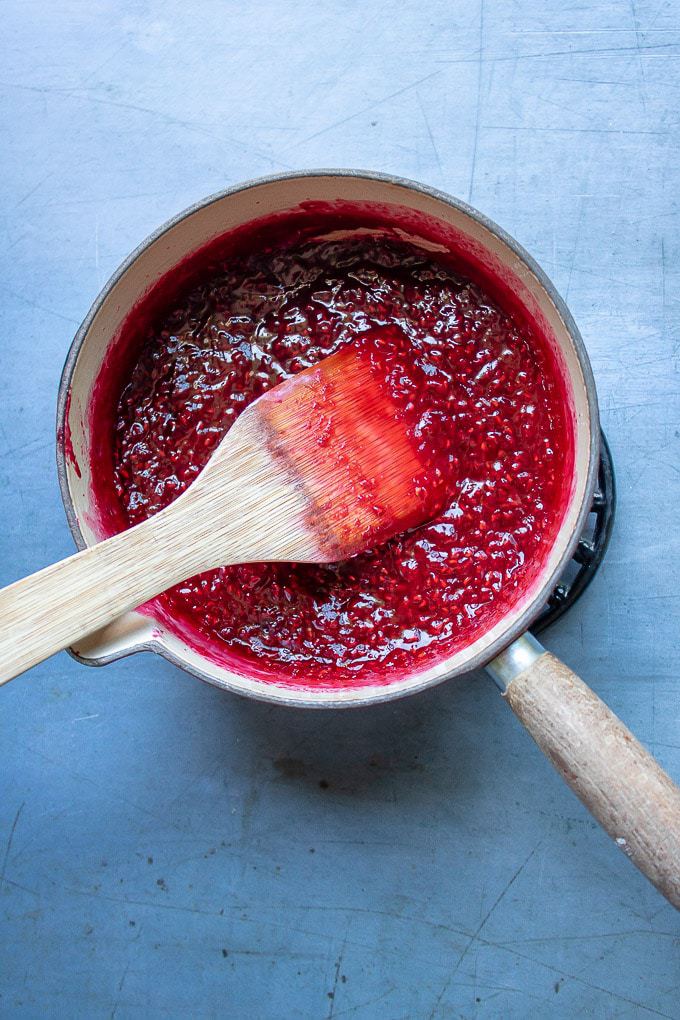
[111,231,572,687]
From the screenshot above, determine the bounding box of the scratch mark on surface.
[416,91,443,177]
[0,283,78,325]
[6,232,30,252]
[307,838,416,850]
[80,38,131,88]
[63,884,247,920]
[0,80,87,94]
[661,236,669,351]
[297,71,441,145]
[0,81,292,171]
[95,215,102,289]
[327,934,347,1019]
[55,884,468,970]
[1,802,25,885]
[1,876,41,899]
[565,193,588,302]
[428,841,541,1018]
[484,124,664,135]
[0,437,50,463]
[553,77,640,86]
[630,0,649,113]
[42,187,184,208]
[21,871,677,1016]
[490,942,675,1018]
[81,92,293,169]
[109,960,130,1020]
[18,738,179,830]
[508,28,676,35]
[468,0,485,204]
[289,902,471,940]
[496,928,679,946]
[219,947,326,960]
[434,42,680,64]
[14,173,53,209]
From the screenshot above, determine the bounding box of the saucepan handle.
[487,635,680,909]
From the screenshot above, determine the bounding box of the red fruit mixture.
[112,232,571,686]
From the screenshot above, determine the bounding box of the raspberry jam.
[107,226,572,687]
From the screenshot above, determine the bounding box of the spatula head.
[187,339,444,566]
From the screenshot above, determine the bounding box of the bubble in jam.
[111,233,572,687]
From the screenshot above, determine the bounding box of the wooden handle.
[504,652,680,909]
[0,514,192,684]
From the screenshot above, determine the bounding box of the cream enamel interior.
[59,172,597,708]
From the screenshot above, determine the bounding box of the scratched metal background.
[1,2,679,1017]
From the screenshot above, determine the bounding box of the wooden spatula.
[0,345,435,684]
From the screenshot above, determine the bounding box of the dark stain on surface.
[272,751,427,798]
[274,757,308,778]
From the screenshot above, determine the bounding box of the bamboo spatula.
[0,346,433,684]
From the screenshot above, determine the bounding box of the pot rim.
[56,167,600,708]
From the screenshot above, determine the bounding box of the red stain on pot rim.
[57,391,82,479]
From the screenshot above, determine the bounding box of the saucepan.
[56,170,680,906]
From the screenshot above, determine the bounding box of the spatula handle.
[490,639,680,909]
[0,516,184,684]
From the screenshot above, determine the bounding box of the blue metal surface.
[1,2,679,1016]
